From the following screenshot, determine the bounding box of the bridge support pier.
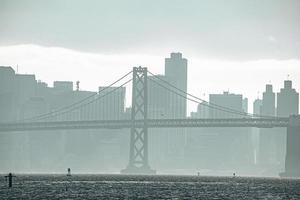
[280,115,300,178]
[121,67,155,175]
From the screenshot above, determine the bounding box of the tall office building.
[258,84,276,167]
[164,53,188,167]
[14,74,37,110]
[147,75,169,119]
[208,92,253,169]
[165,52,188,118]
[0,66,16,121]
[95,86,127,170]
[277,80,299,117]
[276,80,299,168]
[0,67,16,171]
[209,92,243,119]
[261,85,276,116]
[242,98,248,113]
[147,53,188,169]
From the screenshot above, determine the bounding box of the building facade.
[276,80,299,169]
[258,84,277,168]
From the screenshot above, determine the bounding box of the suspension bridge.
[0,66,299,176]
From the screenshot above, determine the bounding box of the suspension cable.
[148,77,252,117]
[148,71,277,118]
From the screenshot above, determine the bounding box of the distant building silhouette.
[276,80,299,168]
[148,75,169,119]
[253,99,262,115]
[0,66,16,122]
[148,53,188,169]
[208,92,253,169]
[165,52,187,118]
[209,92,243,119]
[97,87,126,120]
[0,67,16,171]
[258,84,277,168]
[242,98,248,113]
[165,53,188,166]
[0,66,128,172]
[277,80,299,117]
[148,75,170,166]
[186,101,213,169]
[190,102,210,119]
[53,81,73,92]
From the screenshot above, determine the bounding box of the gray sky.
[1,0,300,60]
[0,0,300,114]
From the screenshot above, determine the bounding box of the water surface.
[1,174,299,199]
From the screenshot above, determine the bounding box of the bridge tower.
[121,66,155,174]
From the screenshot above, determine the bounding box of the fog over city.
[0,0,300,179]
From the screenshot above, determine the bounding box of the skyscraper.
[0,66,16,122]
[261,85,276,116]
[258,84,276,168]
[165,52,188,118]
[209,92,243,119]
[163,53,188,168]
[208,92,253,169]
[277,80,299,117]
[0,66,16,171]
[276,80,299,168]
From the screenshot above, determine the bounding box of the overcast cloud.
[1,0,300,60]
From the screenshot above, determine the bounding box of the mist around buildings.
[0,52,298,177]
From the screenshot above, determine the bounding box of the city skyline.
[1,1,300,198]
[1,48,299,115]
[1,0,300,115]
[1,62,298,177]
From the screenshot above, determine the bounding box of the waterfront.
[1,174,300,199]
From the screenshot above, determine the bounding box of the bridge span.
[0,117,290,132]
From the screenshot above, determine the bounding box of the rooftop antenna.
[16,64,19,74]
[287,74,290,80]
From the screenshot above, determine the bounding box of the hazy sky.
[1,0,300,59]
[0,0,300,113]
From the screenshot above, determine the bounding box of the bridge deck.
[0,118,289,132]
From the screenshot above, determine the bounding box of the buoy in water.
[5,173,16,188]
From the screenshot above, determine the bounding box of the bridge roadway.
[0,117,289,132]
